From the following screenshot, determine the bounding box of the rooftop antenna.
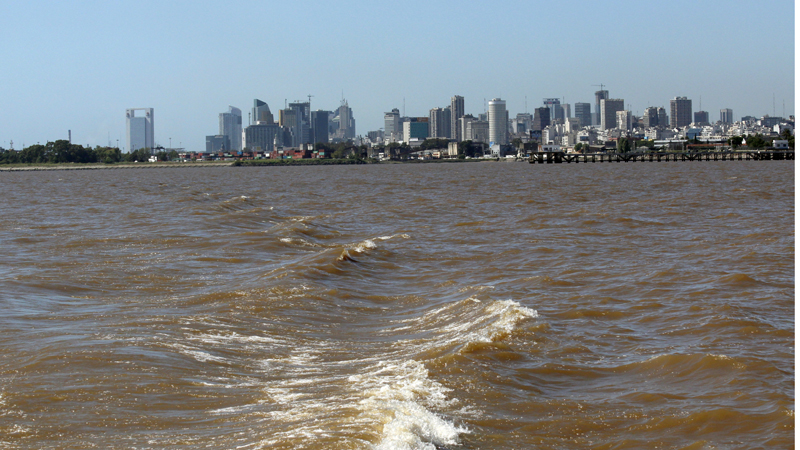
[403,97,405,117]
[773,93,776,116]
[525,96,528,113]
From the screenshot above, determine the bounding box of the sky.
[0,0,795,151]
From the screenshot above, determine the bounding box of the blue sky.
[0,0,795,151]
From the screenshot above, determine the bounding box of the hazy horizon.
[1,0,795,151]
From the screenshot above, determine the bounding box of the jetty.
[529,150,794,164]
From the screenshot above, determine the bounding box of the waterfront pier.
[529,150,795,164]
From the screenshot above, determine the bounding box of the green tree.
[729,135,743,149]
[746,134,768,149]
[616,138,631,153]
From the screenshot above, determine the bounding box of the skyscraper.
[279,109,299,146]
[594,90,609,126]
[219,106,242,151]
[126,108,154,153]
[252,99,274,124]
[533,107,550,131]
[643,107,659,128]
[288,102,311,144]
[310,110,329,144]
[670,97,692,128]
[488,98,507,145]
[384,108,400,142]
[337,100,355,140]
[429,107,451,138]
[694,111,709,125]
[616,110,632,131]
[450,95,464,141]
[720,108,734,124]
[600,99,624,130]
[543,98,563,123]
[574,103,591,127]
[657,107,668,128]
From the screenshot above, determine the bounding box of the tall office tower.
[384,108,400,142]
[219,106,242,151]
[657,107,668,128]
[288,102,311,144]
[442,106,451,139]
[720,108,734,124]
[310,110,329,144]
[252,99,274,124]
[450,95,465,141]
[670,97,692,128]
[515,113,533,133]
[279,109,299,146]
[533,107,550,131]
[643,107,659,128]
[126,108,154,153]
[459,115,474,142]
[595,90,609,125]
[616,110,632,131]
[488,98,508,145]
[543,98,563,122]
[562,103,571,119]
[338,100,355,139]
[574,103,591,127]
[600,99,624,130]
[694,111,709,125]
[429,107,452,138]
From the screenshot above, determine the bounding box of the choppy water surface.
[0,161,793,449]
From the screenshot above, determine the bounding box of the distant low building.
[205,135,229,153]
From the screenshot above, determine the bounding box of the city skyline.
[0,1,794,151]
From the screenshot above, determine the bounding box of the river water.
[0,161,793,449]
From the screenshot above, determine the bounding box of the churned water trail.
[0,161,793,449]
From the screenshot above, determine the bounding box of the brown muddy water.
[0,161,794,449]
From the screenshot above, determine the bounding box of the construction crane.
[591,83,606,92]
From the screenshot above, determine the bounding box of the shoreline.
[0,158,502,171]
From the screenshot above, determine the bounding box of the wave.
[354,360,467,450]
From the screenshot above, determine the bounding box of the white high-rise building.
[488,98,507,145]
[451,95,464,141]
[126,108,154,153]
[219,106,242,151]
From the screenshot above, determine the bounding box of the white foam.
[352,360,466,449]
